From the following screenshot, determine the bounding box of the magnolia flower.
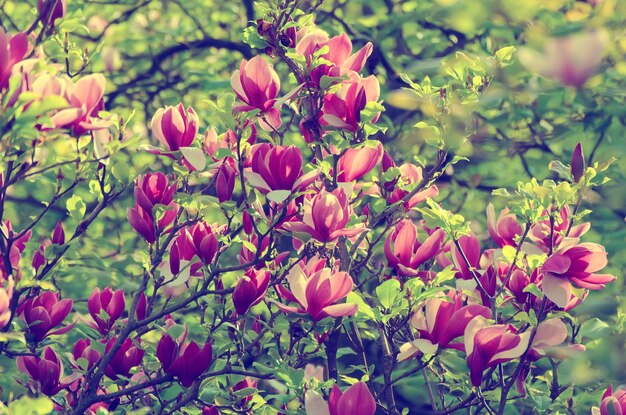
[571,142,585,183]
[386,163,439,209]
[594,386,626,415]
[0,221,32,280]
[157,327,213,387]
[296,30,373,86]
[464,316,531,387]
[104,337,144,380]
[37,0,67,29]
[134,172,177,213]
[529,205,589,253]
[519,30,608,87]
[398,291,491,361]
[283,188,363,243]
[246,143,318,194]
[274,261,357,321]
[0,28,28,90]
[231,56,281,130]
[0,278,14,330]
[215,158,237,203]
[541,242,615,308]
[448,233,481,281]
[87,287,125,334]
[527,318,584,361]
[50,74,107,135]
[336,141,384,182]
[18,291,74,342]
[183,222,220,264]
[232,269,270,315]
[17,347,72,396]
[72,339,101,371]
[384,219,446,277]
[151,103,199,151]
[305,382,376,415]
[321,76,380,132]
[486,204,523,248]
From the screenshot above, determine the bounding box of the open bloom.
[398,291,491,361]
[541,242,615,308]
[18,291,74,342]
[17,347,72,396]
[231,56,281,130]
[232,269,270,315]
[283,188,363,243]
[486,204,522,248]
[87,287,125,334]
[0,29,28,90]
[151,103,199,151]
[296,30,373,86]
[321,76,380,132]
[157,328,212,387]
[247,143,318,194]
[336,141,383,182]
[530,205,589,253]
[104,337,144,380]
[305,382,376,415]
[464,316,531,387]
[50,74,107,135]
[594,386,626,415]
[385,220,446,277]
[386,163,439,209]
[274,262,357,321]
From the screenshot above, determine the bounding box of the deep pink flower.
[134,172,177,212]
[157,328,212,387]
[597,386,626,415]
[464,316,531,387]
[386,163,439,209]
[72,338,101,371]
[87,287,126,334]
[232,377,258,405]
[274,261,357,321]
[530,205,589,252]
[215,158,237,203]
[0,278,14,329]
[232,268,270,315]
[283,188,363,243]
[184,222,220,264]
[104,337,144,380]
[0,220,32,280]
[486,204,523,248]
[398,291,491,361]
[384,219,445,277]
[526,318,584,361]
[17,347,72,396]
[50,74,107,135]
[321,76,380,132]
[231,56,281,130]
[52,220,65,245]
[541,242,615,308]
[571,142,585,183]
[0,29,28,90]
[336,141,383,182]
[305,382,376,415]
[203,406,221,415]
[247,143,318,194]
[18,291,74,342]
[37,0,67,29]
[296,30,373,87]
[151,103,199,151]
[127,201,178,245]
[448,232,481,281]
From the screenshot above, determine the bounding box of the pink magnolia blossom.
[0,278,14,329]
[87,287,125,334]
[486,204,523,248]
[231,56,282,130]
[232,268,270,315]
[72,338,101,371]
[18,291,74,342]
[17,347,72,396]
[0,28,28,90]
[321,76,380,132]
[215,158,237,203]
[541,242,615,308]
[530,205,589,253]
[386,163,439,209]
[384,219,445,277]
[305,382,376,415]
[283,188,363,243]
[274,260,357,321]
[398,291,491,361]
[50,74,107,135]
[246,143,318,194]
[0,220,32,280]
[595,386,626,415]
[447,232,481,281]
[157,326,213,387]
[134,172,177,213]
[104,336,144,380]
[296,30,373,86]
[37,0,67,29]
[527,318,584,361]
[571,142,585,183]
[151,103,199,151]
[184,222,220,264]
[336,141,383,182]
[464,316,531,387]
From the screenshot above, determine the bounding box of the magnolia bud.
[571,142,585,183]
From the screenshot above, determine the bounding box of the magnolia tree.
[0,1,621,415]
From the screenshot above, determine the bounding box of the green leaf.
[495,46,516,63]
[8,396,54,415]
[376,279,401,310]
[66,194,86,221]
[266,190,291,204]
[579,318,610,340]
[180,147,207,171]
